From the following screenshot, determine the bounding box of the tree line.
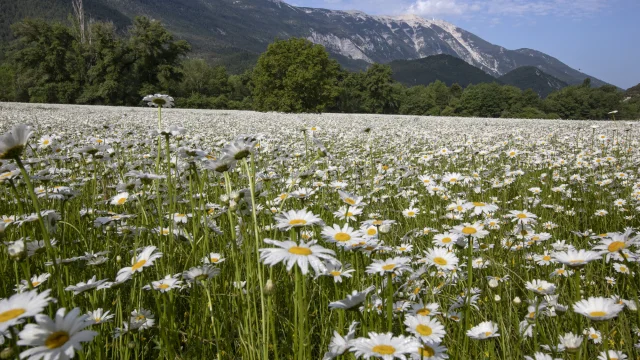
[0,16,638,120]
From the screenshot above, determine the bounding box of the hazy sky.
[288,0,639,89]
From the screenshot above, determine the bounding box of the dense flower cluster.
[0,102,639,359]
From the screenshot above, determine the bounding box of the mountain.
[499,66,568,97]
[626,83,640,97]
[389,54,498,87]
[0,0,609,86]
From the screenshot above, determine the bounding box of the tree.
[127,17,190,101]
[362,64,397,114]
[9,19,84,103]
[252,38,339,113]
[0,65,15,101]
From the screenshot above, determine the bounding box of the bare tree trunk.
[72,0,86,44]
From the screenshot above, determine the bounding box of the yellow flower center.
[419,345,435,357]
[373,220,383,225]
[607,241,625,252]
[382,264,396,271]
[516,213,528,219]
[330,271,341,276]
[569,260,584,264]
[407,211,415,216]
[288,219,307,226]
[32,281,40,287]
[416,324,433,336]
[334,233,351,242]
[0,308,26,322]
[345,198,356,205]
[117,197,126,205]
[367,228,377,236]
[473,202,485,206]
[372,345,396,355]
[177,213,185,218]
[45,331,70,349]
[288,247,312,255]
[462,227,477,235]
[589,311,607,317]
[456,206,463,211]
[543,255,551,261]
[43,139,50,145]
[441,237,452,243]
[417,308,430,316]
[484,331,493,337]
[211,258,219,263]
[590,334,599,339]
[131,259,147,271]
[433,257,448,266]
[158,283,170,290]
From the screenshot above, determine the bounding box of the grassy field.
[0,102,639,359]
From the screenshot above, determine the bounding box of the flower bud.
[116,255,122,263]
[488,279,499,288]
[513,296,521,305]
[494,295,501,302]
[0,347,15,359]
[379,224,391,234]
[264,279,274,295]
[229,200,238,211]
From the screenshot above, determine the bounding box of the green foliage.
[252,38,339,113]
[0,64,15,101]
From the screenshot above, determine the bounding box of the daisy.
[329,286,376,310]
[584,327,602,344]
[259,238,336,275]
[422,248,458,271]
[350,332,419,360]
[171,213,191,224]
[87,308,115,325]
[573,297,624,320]
[338,190,365,207]
[442,172,464,184]
[64,276,109,295]
[613,263,631,274]
[558,332,582,351]
[143,275,183,293]
[116,246,163,282]
[323,321,358,360]
[451,222,489,238]
[183,266,220,283]
[525,279,556,295]
[142,94,174,107]
[17,307,97,360]
[597,350,627,360]
[409,301,440,317]
[110,192,129,206]
[21,273,51,290]
[507,210,537,224]
[334,206,363,221]
[432,233,458,248]
[402,208,420,218]
[366,257,411,276]
[321,262,355,283]
[322,224,363,246]
[275,209,323,230]
[404,315,446,343]
[202,252,225,264]
[553,249,602,267]
[130,309,155,330]
[466,321,500,339]
[0,289,51,332]
[411,343,448,360]
[0,124,34,160]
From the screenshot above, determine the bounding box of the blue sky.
[288,0,640,89]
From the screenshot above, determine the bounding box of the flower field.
[1,101,639,360]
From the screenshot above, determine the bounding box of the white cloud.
[405,0,610,17]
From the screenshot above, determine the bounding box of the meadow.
[0,100,639,360]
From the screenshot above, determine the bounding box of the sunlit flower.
[573,297,624,320]
[259,238,336,275]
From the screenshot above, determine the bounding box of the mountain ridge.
[0,0,609,86]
